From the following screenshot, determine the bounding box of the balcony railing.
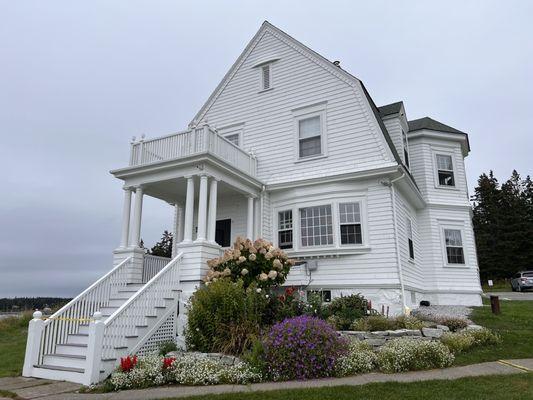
[129,125,257,176]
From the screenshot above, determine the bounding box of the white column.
[196,174,209,242]
[246,195,254,239]
[207,178,219,243]
[119,187,132,248]
[183,176,195,243]
[131,186,144,247]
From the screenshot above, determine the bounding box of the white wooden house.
[23,21,482,385]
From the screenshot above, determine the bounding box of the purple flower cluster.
[262,315,349,381]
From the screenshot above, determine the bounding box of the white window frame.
[292,102,328,162]
[272,195,369,254]
[433,151,457,189]
[406,216,415,260]
[338,202,364,246]
[217,123,244,148]
[277,210,293,250]
[439,221,468,267]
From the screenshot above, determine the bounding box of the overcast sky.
[1,1,532,298]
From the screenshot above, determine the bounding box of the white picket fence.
[130,125,257,176]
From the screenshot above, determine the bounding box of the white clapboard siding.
[198,30,395,185]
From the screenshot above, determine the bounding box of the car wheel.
[511,284,516,292]
[517,285,522,293]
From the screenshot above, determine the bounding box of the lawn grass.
[482,280,511,292]
[0,314,30,377]
[167,373,533,400]
[454,299,533,365]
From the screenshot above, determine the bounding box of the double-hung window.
[444,229,465,264]
[278,210,293,249]
[406,217,414,260]
[300,205,333,247]
[298,116,322,158]
[339,202,362,245]
[436,154,455,187]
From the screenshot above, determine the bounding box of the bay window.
[444,228,465,264]
[300,205,333,247]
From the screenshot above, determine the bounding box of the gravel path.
[412,305,473,323]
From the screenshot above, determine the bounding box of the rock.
[340,331,366,340]
[422,327,444,338]
[372,331,389,336]
[404,329,422,336]
[436,324,450,332]
[466,324,484,331]
[388,329,410,337]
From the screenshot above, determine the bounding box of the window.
[215,219,231,247]
[436,154,455,186]
[339,202,362,245]
[298,116,322,158]
[223,133,240,146]
[402,130,410,168]
[307,290,331,303]
[278,210,293,249]
[261,64,271,90]
[406,217,414,260]
[444,229,465,264]
[300,205,333,247]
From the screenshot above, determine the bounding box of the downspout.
[383,172,407,314]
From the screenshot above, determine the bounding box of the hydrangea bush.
[262,316,349,381]
[204,237,295,289]
[377,338,454,373]
[110,353,262,390]
[335,340,377,377]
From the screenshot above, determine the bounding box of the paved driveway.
[484,291,533,301]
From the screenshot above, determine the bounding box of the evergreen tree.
[149,230,173,258]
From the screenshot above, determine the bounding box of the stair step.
[34,364,85,374]
[43,353,86,369]
[56,343,87,356]
[67,333,89,345]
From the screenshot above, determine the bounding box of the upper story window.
[339,202,362,245]
[298,116,322,158]
[261,64,271,90]
[278,210,293,249]
[444,228,465,264]
[300,205,333,247]
[406,217,414,260]
[223,133,240,146]
[402,130,410,168]
[218,123,244,147]
[436,154,455,187]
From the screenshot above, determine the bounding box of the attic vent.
[261,64,271,90]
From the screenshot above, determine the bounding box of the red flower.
[162,357,175,370]
[120,355,138,372]
[285,286,296,297]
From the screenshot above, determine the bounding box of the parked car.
[511,271,533,292]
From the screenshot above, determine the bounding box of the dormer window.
[436,154,455,187]
[261,64,271,90]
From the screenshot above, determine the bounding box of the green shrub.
[351,315,395,331]
[395,315,425,330]
[158,341,177,356]
[335,340,377,376]
[377,338,454,373]
[441,328,501,354]
[325,294,368,330]
[186,279,267,355]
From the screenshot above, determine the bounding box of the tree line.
[472,170,533,281]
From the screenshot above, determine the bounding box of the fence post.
[84,312,105,385]
[22,311,45,377]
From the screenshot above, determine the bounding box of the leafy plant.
[325,294,368,330]
[436,317,469,332]
[441,328,501,354]
[158,341,177,356]
[335,340,377,376]
[262,316,349,381]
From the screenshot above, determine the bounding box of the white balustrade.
[129,126,257,176]
[142,254,171,283]
[100,253,183,362]
[33,257,133,365]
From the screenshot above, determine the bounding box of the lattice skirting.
[137,310,177,356]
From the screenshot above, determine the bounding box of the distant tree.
[149,230,173,258]
[472,170,533,280]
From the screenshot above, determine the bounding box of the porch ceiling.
[142,178,242,205]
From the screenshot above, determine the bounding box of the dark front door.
[215,219,231,247]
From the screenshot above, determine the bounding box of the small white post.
[131,186,144,247]
[84,311,105,385]
[246,195,255,240]
[22,311,44,377]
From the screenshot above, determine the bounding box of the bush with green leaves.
[186,279,268,355]
[324,294,368,330]
[350,315,425,332]
[441,328,501,354]
[436,317,469,332]
[335,340,377,377]
[377,338,454,373]
[158,341,177,356]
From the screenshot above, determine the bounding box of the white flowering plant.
[205,237,294,289]
[335,340,377,377]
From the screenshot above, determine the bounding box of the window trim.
[217,123,244,148]
[434,152,457,189]
[292,102,328,162]
[273,196,368,253]
[439,222,468,267]
[277,210,293,250]
[338,202,363,246]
